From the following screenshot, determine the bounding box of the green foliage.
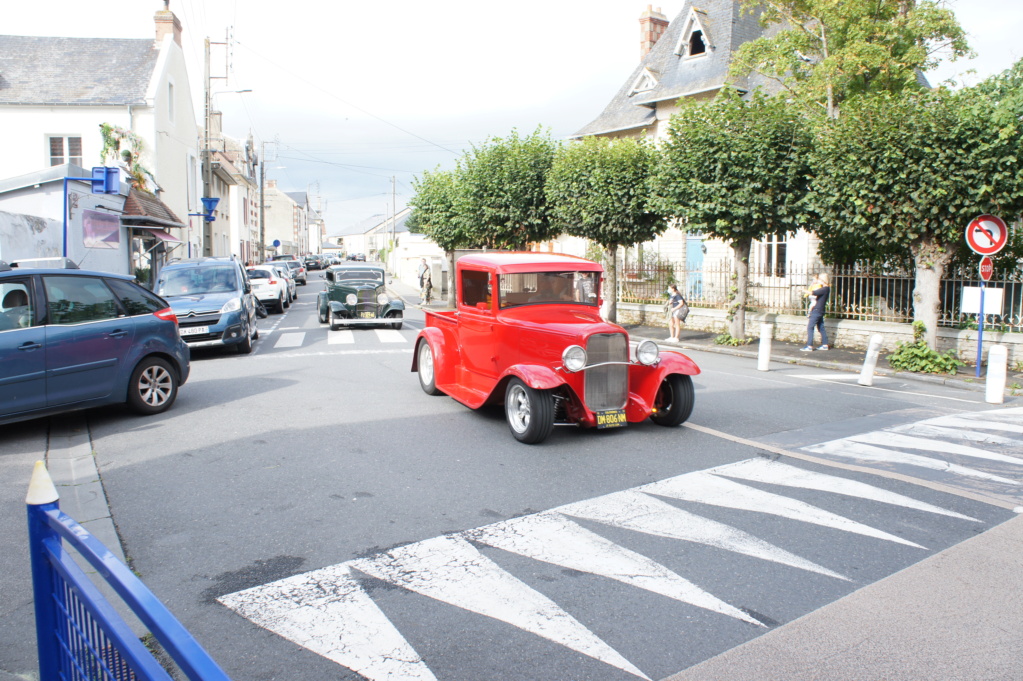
[888,321,964,374]
[731,0,971,118]
[99,123,153,190]
[714,333,756,346]
[408,168,464,251]
[455,127,559,249]
[546,136,666,250]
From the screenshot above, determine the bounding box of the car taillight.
[269,279,277,285]
[154,307,178,326]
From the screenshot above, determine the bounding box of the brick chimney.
[155,0,182,47]
[639,5,669,58]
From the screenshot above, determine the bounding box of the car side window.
[106,278,167,315]
[461,270,491,308]
[0,280,35,331]
[43,276,119,325]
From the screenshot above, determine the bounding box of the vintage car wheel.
[650,374,695,427]
[505,378,555,444]
[328,307,341,331]
[386,310,403,330]
[318,305,327,323]
[417,341,443,396]
[127,357,178,415]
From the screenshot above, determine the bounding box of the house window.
[689,30,706,56]
[168,82,175,123]
[48,136,82,167]
[760,235,788,277]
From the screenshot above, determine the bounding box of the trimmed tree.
[545,136,667,323]
[455,127,560,250]
[651,89,811,339]
[809,88,1023,349]
[408,168,464,308]
[730,0,970,118]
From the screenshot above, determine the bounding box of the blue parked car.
[0,260,190,426]
[153,257,258,354]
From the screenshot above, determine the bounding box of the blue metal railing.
[26,461,231,681]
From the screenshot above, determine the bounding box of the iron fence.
[27,463,231,681]
[616,261,1023,332]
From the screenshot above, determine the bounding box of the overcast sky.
[6,1,1021,237]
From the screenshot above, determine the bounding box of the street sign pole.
[976,278,985,378]
[966,217,1008,378]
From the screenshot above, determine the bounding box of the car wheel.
[127,357,178,415]
[284,294,291,309]
[386,310,403,330]
[650,374,695,427]
[505,378,555,444]
[328,307,340,331]
[236,321,253,354]
[417,341,443,396]
[318,305,327,324]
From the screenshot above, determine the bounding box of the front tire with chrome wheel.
[504,377,555,444]
[650,373,694,427]
[127,357,178,415]
[417,341,443,395]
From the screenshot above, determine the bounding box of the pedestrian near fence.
[665,284,688,343]
[801,273,831,351]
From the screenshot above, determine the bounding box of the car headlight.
[346,293,357,305]
[562,345,587,373]
[377,293,389,305]
[220,297,241,313]
[636,339,660,366]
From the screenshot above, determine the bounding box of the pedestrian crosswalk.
[218,407,1021,681]
[264,327,413,350]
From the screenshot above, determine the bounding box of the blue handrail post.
[25,460,61,680]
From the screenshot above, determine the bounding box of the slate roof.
[0,36,158,106]
[575,0,775,137]
[285,191,308,208]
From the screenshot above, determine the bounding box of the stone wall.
[617,302,1023,367]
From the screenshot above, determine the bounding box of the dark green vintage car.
[317,264,404,330]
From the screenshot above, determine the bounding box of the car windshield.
[334,269,383,284]
[286,261,301,270]
[247,269,269,279]
[499,271,599,309]
[157,266,237,296]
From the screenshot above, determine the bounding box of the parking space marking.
[274,332,306,349]
[327,330,355,345]
[374,329,407,343]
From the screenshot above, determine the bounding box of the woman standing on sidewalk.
[666,284,687,343]
[801,273,831,351]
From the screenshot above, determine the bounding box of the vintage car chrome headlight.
[346,293,357,305]
[562,345,587,373]
[377,293,389,304]
[636,339,660,366]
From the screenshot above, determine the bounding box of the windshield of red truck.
[499,271,599,309]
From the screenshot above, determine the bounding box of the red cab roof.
[457,252,603,274]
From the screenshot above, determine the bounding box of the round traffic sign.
[965,214,1008,255]
[979,255,994,282]
[272,239,281,248]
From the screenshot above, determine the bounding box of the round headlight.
[377,293,389,305]
[562,345,587,373]
[636,339,660,366]
[346,293,357,305]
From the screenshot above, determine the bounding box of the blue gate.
[26,461,231,681]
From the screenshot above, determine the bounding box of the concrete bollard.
[986,345,1008,405]
[757,323,773,372]
[858,334,884,386]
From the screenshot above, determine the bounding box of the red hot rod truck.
[411,252,700,444]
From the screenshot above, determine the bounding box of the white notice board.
[961,286,1004,315]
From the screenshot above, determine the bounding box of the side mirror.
[243,282,251,294]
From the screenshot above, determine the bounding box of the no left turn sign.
[965,214,1008,255]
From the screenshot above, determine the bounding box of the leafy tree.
[408,168,463,307]
[651,89,811,339]
[545,136,666,322]
[455,127,560,250]
[730,0,970,118]
[808,88,1023,349]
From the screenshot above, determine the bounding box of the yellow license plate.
[361,312,375,319]
[595,409,627,429]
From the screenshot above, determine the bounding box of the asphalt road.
[2,270,1020,681]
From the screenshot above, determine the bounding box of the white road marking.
[374,329,407,343]
[352,535,650,680]
[711,459,978,522]
[847,431,1023,466]
[327,330,355,345]
[556,490,848,581]
[804,440,1019,485]
[641,472,925,548]
[926,414,1023,435]
[219,565,436,681]
[274,332,306,348]
[890,423,1023,446]
[466,512,762,626]
[794,373,871,381]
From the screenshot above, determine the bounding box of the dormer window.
[630,68,659,96]
[674,9,712,59]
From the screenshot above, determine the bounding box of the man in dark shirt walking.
[801,273,831,351]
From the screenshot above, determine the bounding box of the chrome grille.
[356,289,378,317]
[584,333,628,410]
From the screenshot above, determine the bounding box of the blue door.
[686,236,705,300]
[42,275,135,406]
[0,279,46,418]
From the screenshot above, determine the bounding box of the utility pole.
[259,149,266,263]
[202,37,212,256]
[391,175,396,275]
